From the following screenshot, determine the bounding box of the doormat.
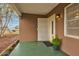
[43,41,53,47]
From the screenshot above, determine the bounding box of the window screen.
[65,4,79,38]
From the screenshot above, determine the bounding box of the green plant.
[52,35,61,50]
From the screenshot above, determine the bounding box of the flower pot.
[53,45,60,50]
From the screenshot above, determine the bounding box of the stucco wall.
[19,3,79,55]
[47,3,79,56]
[20,13,47,41]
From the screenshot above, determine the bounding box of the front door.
[37,18,48,41]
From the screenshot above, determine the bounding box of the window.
[0,4,19,37]
[64,4,79,39]
[52,21,53,34]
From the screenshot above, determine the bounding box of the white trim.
[48,14,56,39]
[65,35,79,39]
[53,14,56,35]
[64,3,79,39]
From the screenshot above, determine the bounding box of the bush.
[52,35,61,50]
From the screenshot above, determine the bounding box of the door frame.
[48,14,56,39]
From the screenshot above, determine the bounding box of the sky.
[0,9,19,31]
[8,15,19,30]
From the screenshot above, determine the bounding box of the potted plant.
[52,35,61,50]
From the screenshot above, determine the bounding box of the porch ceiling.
[15,3,58,15]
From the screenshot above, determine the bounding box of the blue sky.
[0,14,19,31]
[8,15,19,30]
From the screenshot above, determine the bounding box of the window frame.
[64,3,79,39]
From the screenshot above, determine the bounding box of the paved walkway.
[10,41,68,56]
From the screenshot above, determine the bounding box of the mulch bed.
[0,36,18,53]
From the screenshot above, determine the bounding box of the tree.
[0,4,13,38]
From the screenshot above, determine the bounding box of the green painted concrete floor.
[9,41,68,56]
